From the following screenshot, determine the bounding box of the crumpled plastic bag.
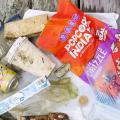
[36,0,119,78]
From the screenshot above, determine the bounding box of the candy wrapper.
[36,0,118,79]
[80,29,120,119]
[81,29,119,83]
[88,55,119,105]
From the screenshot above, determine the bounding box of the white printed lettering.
[72,41,84,57]
[65,44,71,51]
[75,30,82,38]
[72,35,78,42]
[69,51,77,58]
[84,33,92,42]
[64,16,92,59]
[79,24,86,32]
[69,39,76,46]
[81,17,87,27]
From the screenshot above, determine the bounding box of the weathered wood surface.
[0,0,29,26]
[31,0,58,11]
[31,0,78,11]
[0,0,78,26]
[0,0,119,26]
[79,0,120,27]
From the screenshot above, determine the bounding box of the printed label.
[96,28,107,41]
[64,16,93,59]
[0,76,50,115]
[86,47,107,78]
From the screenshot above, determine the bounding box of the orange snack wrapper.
[36,0,112,76]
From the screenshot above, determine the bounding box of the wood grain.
[0,0,78,26]
[0,0,29,25]
[79,0,120,27]
[31,0,58,11]
[31,0,78,11]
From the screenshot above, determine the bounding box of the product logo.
[86,48,107,76]
[96,28,107,41]
[60,14,93,59]
[10,92,25,105]
[64,16,92,59]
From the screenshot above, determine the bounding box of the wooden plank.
[0,0,29,25]
[79,0,120,12]
[79,0,120,27]
[0,0,78,26]
[31,0,58,11]
[31,0,78,11]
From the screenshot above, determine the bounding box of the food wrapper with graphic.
[81,29,120,109]
[81,30,119,83]
[111,33,120,77]
[36,0,118,77]
[86,53,120,120]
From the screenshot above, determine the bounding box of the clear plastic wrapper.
[9,77,79,119]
